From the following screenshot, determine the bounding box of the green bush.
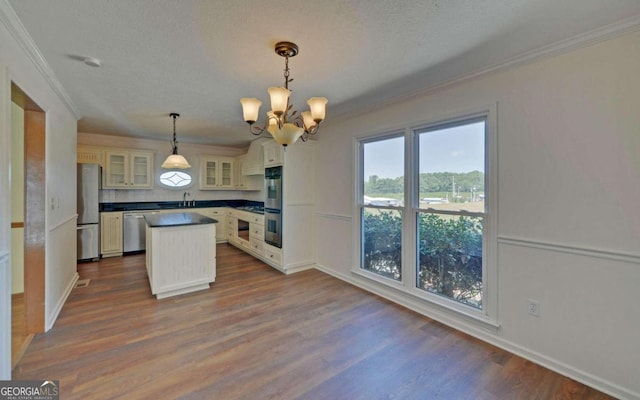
[362,210,402,280]
[417,214,482,308]
[362,211,483,308]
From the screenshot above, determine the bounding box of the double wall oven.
[264,166,282,248]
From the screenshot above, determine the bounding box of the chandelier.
[161,113,191,169]
[240,41,327,147]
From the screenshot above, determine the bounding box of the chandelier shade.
[240,41,327,147]
[161,113,191,169]
[240,98,261,124]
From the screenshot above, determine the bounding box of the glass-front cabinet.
[103,150,153,189]
[199,156,234,189]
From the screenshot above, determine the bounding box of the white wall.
[78,132,264,203]
[0,0,79,373]
[314,30,640,399]
[0,61,11,380]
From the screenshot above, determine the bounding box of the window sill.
[351,268,500,332]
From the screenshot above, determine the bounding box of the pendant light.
[161,113,191,169]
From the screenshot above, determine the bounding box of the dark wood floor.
[12,244,612,399]
[11,293,33,368]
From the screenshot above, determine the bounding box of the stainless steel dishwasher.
[123,211,157,253]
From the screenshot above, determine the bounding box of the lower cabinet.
[225,209,288,271]
[196,208,227,243]
[226,209,268,258]
[100,211,123,257]
[263,243,283,268]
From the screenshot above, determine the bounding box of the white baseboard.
[46,272,79,331]
[313,263,639,400]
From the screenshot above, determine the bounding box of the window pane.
[417,213,483,308]
[362,207,402,281]
[159,171,192,188]
[418,121,484,213]
[363,136,404,207]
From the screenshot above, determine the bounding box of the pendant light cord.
[171,113,179,155]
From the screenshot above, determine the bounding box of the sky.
[363,121,485,179]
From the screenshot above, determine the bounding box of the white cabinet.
[234,154,262,191]
[146,222,216,299]
[226,209,264,256]
[77,145,104,165]
[103,150,153,189]
[226,211,238,245]
[196,208,227,243]
[100,211,123,257]
[263,140,284,167]
[263,243,283,268]
[199,156,234,189]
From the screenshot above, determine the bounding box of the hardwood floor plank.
[12,244,615,399]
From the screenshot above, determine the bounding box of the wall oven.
[265,166,282,210]
[264,209,282,248]
[265,166,283,247]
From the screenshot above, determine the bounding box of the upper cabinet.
[103,150,153,189]
[200,156,234,189]
[77,145,104,166]
[234,154,262,191]
[263,140,284,167]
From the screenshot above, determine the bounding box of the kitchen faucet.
[182,191,190,207]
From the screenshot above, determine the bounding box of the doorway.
[10,82,46,368]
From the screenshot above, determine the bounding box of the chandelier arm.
[249,122,266,136]
[306,122,321,136]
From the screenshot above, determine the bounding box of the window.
[159,170,192,188]
[357,112,493,318]
[415,119,485,309]
[360,135,404,281]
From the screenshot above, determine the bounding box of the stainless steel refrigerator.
[77,163,100,261]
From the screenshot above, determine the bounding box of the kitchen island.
[144,212,217,299]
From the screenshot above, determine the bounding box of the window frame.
[158,169,193,189]
[353,105,498,327]
[356,131,408,290]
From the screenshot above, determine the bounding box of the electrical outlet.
[527,299,540,317]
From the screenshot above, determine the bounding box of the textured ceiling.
[7,0,640,147]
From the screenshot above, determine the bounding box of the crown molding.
[0,0,80,119]
[334,13,640,121]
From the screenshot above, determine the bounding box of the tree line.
[365,171,484,195]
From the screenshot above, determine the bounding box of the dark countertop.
[100,200,263,212]
[144,212,218,228]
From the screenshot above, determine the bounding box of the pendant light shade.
[161,154,191,169]
[162,113,191,169]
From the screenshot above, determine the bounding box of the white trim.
[313,262,638,400]
[498,235,640,265]
[315,212,352,222]
[0,0,80,119]
[48,214,77,232]
[283,262,314,274]
[286,202,314,207]
[46,272,78,331]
